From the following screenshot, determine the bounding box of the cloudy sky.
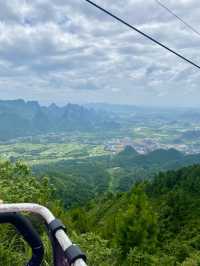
[0,0,200,106]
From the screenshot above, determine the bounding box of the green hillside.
[33,148,200,209]
[0,160,115,265]
[69,165,200,265]
[0,159,200,265]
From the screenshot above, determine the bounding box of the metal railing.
[0,203,87,266]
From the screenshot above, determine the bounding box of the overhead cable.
[155,0,200,38]
[84,0,200,70]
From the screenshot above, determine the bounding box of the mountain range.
[0,100,118,140]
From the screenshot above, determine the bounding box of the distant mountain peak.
[0,99,116,140]
[49,103,59,110]
[118,145,139,157]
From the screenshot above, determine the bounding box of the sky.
[0,0,200,107]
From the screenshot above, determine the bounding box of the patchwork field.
[0,142,109,165]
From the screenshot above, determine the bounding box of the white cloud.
[0,0,199,106]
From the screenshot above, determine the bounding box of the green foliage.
[0,160,59,265]
[1,159,200,266]
[69,165,200,265]
[0,161,52,203]
[34,158,110,209]
[0,160,117,266]
[115,185,158,255]
[32,146,200,211]
[72,232,119,266]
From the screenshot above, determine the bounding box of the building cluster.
[104,137,200,155]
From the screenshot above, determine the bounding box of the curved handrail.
[0,203,87,266]
[0,212,44,266]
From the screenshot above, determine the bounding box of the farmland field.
[0,141,109,165]
[1,120,200,167]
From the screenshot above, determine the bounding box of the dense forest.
[0,159,200,265]
[69,165,200,265]
[33,147,200,209]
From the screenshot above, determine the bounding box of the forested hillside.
[0,160,58,265]
[33,147,200,209]
[0,159,200,265]
[0,160,114,265]
[69,165,200,265]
